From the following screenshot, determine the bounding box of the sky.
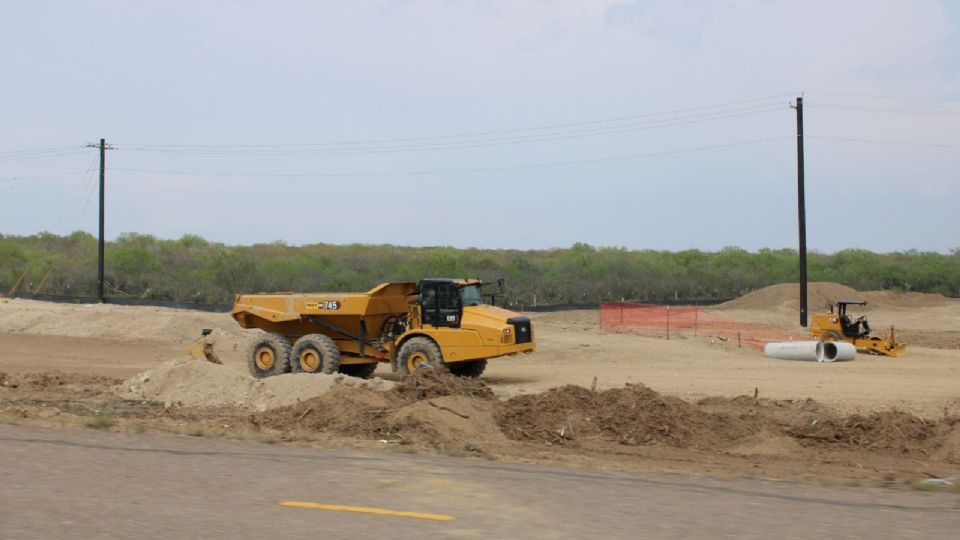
[1,0,958,253]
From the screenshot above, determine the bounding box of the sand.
[116,357,395,411]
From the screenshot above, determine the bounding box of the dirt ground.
[1,284,959,487]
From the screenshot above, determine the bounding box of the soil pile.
[717,282,860,311]
[117,358,255,408]
[788,410,956,454]
[255,377,960,462]
[0,299,238,343]
[860,290,953,309]
[392,369,495,401]
[258,387,395,433]
[116,358,395,410]
[258,372,504,453]
[496,383,752,448]
[717,282,954,312]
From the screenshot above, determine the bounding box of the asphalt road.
[0,425,957,539]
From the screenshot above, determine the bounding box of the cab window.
[420,282,461,327]
[460,285,483,307]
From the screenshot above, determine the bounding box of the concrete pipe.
[816,341,856,362]
[763,341,820,361]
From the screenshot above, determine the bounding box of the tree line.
[2,231,959,305]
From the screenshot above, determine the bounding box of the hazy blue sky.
[1,1,958,252]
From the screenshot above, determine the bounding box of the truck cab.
[404,278,534,374]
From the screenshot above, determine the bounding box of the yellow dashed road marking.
[279,501,456,522]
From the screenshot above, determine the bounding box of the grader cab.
[810,300,906,357]
[230,279,534,379]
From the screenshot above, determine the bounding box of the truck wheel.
[291,334,341,374]
[397,337,446,375]
[447,360,487,378]
[339,363,378,379]
[248,333,291,378]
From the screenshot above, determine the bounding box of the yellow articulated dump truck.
[231,278,534,379]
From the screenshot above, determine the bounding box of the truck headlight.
[502,327,512,334]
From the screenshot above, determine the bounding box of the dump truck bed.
[231,282,416,328]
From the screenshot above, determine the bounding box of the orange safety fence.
[598,303,805,350]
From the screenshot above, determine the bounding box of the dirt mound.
[116,358,395,410]
[258,371,394,409]
[860,290,954,309]
[258,387,395,434]
[388,396,507,450]
[392,370,494,401]
[259,386,503,454]
[496,384,751,448]
[718,282,955,312]
[117,358,255,408]
[717,282,861,311]
[788,410,957,454]
[696,395,836,429]
[0,298,238,343]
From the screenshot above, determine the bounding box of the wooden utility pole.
[98,138,106,303]
[793,97,808,327]
[84,138,113,303]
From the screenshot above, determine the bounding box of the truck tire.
[447,359,487,378]
[291,334,341,374]
[339,363,378,379]
[397,337,447,375]
[248,333,291,378]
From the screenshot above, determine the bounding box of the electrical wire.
[0,170,88,183]
[806,91,960,103]
[117,106,787,157]
[807,135,960,150]
[115,93,797,150]
[0,148,88,162]
[111,136,794,179]
[0,145,84,156]
[71,170,100,226]
[50,157,99,232]
[804,102,960,117]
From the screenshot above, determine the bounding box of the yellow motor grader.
[229,278,534,378]
[810,300,906,357]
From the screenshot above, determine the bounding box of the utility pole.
[98,138,106,303]
[86,139,112,303]
[792,97,808,327]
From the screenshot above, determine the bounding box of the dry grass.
[85,413,117,429]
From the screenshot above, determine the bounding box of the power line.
[116,106,787,157]
[0,170,88,183]
[111,136,793,179]
[0,145,84,157]
[114,93,797,150]
[804,102,960,117]
[0,149,89,162]
[51,157,99,231]
[806,91,960,103]
[73,169,100,227]
[807,135,960,149]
